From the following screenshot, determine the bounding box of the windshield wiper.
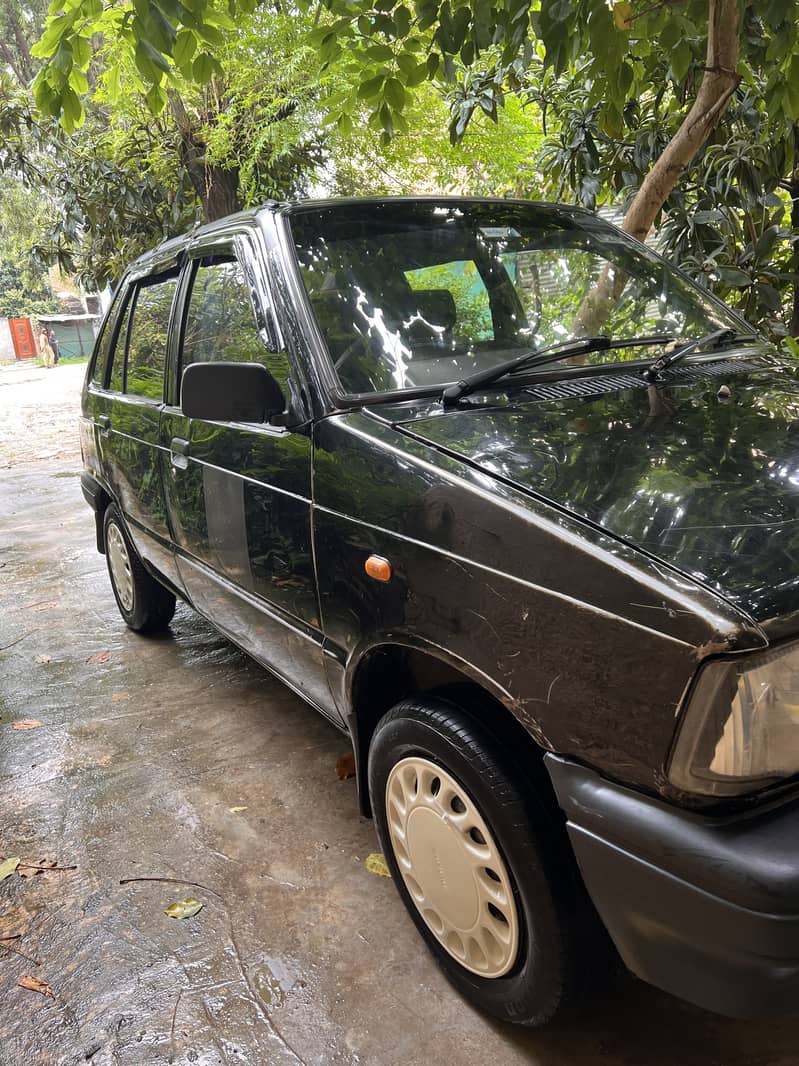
[441,333,674,405]
[641,327,749,382]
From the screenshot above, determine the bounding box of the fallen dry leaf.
[228,806,247,813]
[0,858,20,882]
[165,897,203,919]
[34,655,51,664]
[18,975,53,997]
[365,853,391,878]
[335,753,356,781]
[86,652,112,664]
[12,720,42,731]
[111,693,130,701]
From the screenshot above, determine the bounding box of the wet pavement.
[1,362,799,1064]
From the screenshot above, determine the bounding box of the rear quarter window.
[125,275,179,400]
[90,291,123,387]
[108,295,133,393]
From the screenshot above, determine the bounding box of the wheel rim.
[386,756,520,978]
[107,522,134,613]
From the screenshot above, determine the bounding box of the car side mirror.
[181,362,286,424]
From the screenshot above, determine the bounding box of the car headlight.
[669,641,799,797]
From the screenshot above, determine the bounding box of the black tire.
[103,504,176,633]
[368,694,595,1026]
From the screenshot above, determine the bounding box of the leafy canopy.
[31,0,799,146]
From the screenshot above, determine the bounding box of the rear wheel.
[368,695,593,1026]
[104,505,176,633]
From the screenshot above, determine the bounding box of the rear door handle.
[97,415,110,435]
[170,437,190,470]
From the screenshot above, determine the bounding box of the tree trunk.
[573,0,741,335]
[168,91,241,222]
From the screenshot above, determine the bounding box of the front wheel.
[368,695,592,1026]
[104,505,176,633]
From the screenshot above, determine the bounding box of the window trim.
[175,237,281,396]
[106,286,136,395]
[120,269,182,404]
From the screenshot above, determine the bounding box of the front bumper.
[546,754,799,1018]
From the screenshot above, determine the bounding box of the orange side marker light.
[365,555,392,582]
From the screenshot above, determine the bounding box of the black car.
[81,197,799,1026]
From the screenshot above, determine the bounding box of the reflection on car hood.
[396,355,799,637]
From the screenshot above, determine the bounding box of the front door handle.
[97,415,110,435]
[170,437,190,470]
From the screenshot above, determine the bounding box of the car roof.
[127,202,283,276]
[126,195,597,277]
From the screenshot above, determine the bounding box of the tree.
[30,1,799,317]
[0,258,59,318]
[2,8,331,286]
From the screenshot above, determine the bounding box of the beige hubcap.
[107,522,134,612]
[386,756,520,978]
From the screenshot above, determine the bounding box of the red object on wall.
[9,318,35,360]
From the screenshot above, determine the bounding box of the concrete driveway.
[1,360,797,1065]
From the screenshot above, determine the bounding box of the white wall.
[0,319,16,365]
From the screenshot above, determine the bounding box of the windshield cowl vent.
[523,360,757,403]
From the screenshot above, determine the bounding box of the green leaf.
[142,4,177,55]
[60,85,84,130]
[358,72,386,101]
[68,66,88,94]
[716,266,752,287]
[396,51,417,77]
[52,40,73,75]
[31,13,74,58]
[755,281,783,311]
[195,23,223,47]
[192,50,215,83]
[165,897,203,919]
[106,63,120,101]
[135,39,170,82]
[173,28,197,69]
[146,82,167,113]
[364,43,393,61]
[406,59,429,86]
[0,857,20,882]
[203,6,237,29]
[72,36,91,67]
[394,4,412,35]
[671,39,692,83]
[384,76,406,110]
[617,60,633,97]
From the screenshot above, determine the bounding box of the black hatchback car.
[81,197,799,1026]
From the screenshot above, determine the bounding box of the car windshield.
[289,200,748,396]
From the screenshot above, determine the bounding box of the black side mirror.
[181,362,285,423]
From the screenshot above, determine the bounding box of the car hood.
[395,354,799,638]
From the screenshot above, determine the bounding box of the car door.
[160,231,335,716]
[87,265,182,590]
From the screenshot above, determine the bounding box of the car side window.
[182,257,288,393]
[107,294,133,393]
[125,275,178,400]
[91,291,123,387]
